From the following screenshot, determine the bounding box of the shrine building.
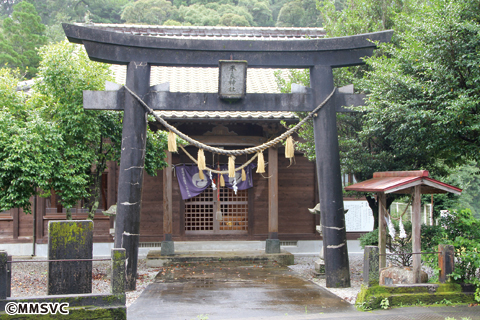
[0,24,370,256]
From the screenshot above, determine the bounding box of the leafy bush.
[359,221,413,266]
[361,209,480,281]
[420,209,480,290]
[359,228,379,248]
[420,224,444,252]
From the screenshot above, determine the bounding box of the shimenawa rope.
[124,85,336,157]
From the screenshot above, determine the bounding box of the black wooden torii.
[63,23,392,289]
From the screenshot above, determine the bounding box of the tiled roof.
[93,23,310,121]
[344,171,462,195]
[81,23,325,40]
[109,65,299,120]
[110,65,292,94]
[155,110,298,121]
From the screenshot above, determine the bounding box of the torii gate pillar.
[311,66,350,287]
[114,62,149,290]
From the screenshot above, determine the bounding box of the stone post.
[48,220,93,295]
[0,251,7,299]
[111,248,126,294]
[161,151,174,256]
[6,255,11,297]
[438,244,455,283]
[363,246,380,287]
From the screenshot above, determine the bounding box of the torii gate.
[63,23,392,289]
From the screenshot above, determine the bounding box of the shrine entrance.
[63,23,393,289]
[184,187,248,234]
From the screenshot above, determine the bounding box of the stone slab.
[265,239,281,254]
[48,220,93,295]
[146,250,294,268]
[160,241,174,256]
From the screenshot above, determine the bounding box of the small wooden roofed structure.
[345,170,461,283]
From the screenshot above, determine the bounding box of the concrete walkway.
[128,260,480,320]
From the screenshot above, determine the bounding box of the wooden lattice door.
[184,187,248,234]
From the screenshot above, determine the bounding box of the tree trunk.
[365,194,395,230]
[66,207,72,220]
[366,195,379,230]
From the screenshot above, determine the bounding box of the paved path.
[128,261,480,320]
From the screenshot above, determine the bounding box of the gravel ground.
[10,258,160,307]
[288,254,364,304]
[10,254,363,307]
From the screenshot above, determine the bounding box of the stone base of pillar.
[314,258,325,275]
[161,241,175,256]
[265,239,280,254]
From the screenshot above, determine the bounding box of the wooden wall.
[0,120,360,244]
[136,147,319,242]
[278,152,318,238]
[0,151,321,244]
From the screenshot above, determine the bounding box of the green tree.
[276,0,441,228]
[270,0,290,22]
[0,1,47,78]
[33,41,169,219]
[238,0,274,26]
[83,0,132,24]
[32,41,120,218]
[276,0,321,27]
[177,3,221,25]
[27,0,131,25]
[121,0,177,25]
[357,0,480,171]
[0,68,65,214]
[219,12,250,26]
[177,3,253,26]
[0,0,16,19]
[25,0,131,43]
[0,42,169,218]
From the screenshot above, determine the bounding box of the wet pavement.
[127,260,356,319]
[128,260,480,320]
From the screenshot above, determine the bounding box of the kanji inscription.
[218,60,247,100]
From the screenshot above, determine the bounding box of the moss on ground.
[356,283,476,311]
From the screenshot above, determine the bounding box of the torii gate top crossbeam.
[63,24,392,68]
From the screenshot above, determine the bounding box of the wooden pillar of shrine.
[161,151,174,255]
[412,185,422,283]
[266,146,280,253]
[377,192,387,269]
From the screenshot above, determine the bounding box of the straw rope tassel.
[220,174,225,187]
[198,149,206,180]
[285,136,294,158]
[228,156,236,178]
[241,168,246,181]
[256,151,265,173]
[168,131,177,153]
